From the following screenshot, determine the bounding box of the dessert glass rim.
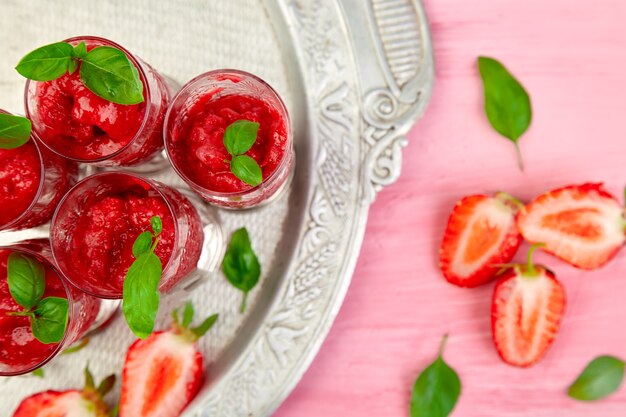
[23,35,155,164]
[49,171,179,300]
[0,109,47,231]
[0,244,75,376]
[163,68,293,198]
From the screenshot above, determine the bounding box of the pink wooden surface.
[274,0,626,416]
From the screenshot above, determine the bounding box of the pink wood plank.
[274,0,626,415]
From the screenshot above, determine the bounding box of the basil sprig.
[5,252,69,344]
[224,120,263,187]
[478,56,532,171]
[222,228,261,313]
[122,216,164,339]
[568,355,625,401]
[410,335,461,417]
[16,41,144,105]
[0,114,32,150]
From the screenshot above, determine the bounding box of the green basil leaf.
[568,356,625,401]
[182,301,194,328]
[122,251,162,339]
[132,231,153,257]
[478,56,531,170]
[80,46,144,105]
[16,42,74,81]
[0,113,32,150]
[222,228,261,313]
[72,42,88,59]
[150,216,162,235]
[410,336,461,417]
[223,119,260,156]
[231,155,263,187]
[31,297,69,344]
[190,313,219,338]
[7,252,46,309]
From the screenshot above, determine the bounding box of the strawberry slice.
[491,244,567,367]
[12,368,115,417]
[517,183,626,269]
[440,192,523,287]
[120,303,218,417]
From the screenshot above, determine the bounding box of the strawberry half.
[120,303,218,417]
[12,368,115,417]
[491,244,567,367]
[440,192,523,287]
[517,183,625,269]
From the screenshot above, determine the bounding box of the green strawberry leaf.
[190,313,219,338]
[182,301,194,328]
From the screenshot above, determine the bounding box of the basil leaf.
[7,252,46,309]
[151,216,162,235]
[231,155,263,187]
[223,119,260,156]
[16,42,74,81]
[132,231,153,257]
[182,301,194,328]
[122,251,162,339]
[80,46,144,105]
[411,336,461,417]
[72,42,88,59]
[568,356,625,401]
[0,113,32,150]
[31,297,69,344]
[190,313,219,338]
[478,56,531,170]
[222,228,261,313]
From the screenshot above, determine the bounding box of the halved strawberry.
[120,303,218,417]
[517,183,625,269]
[492,245,567,367]
[12,368,115,417]
[440,192,523,287]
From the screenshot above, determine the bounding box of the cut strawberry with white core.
[517,183,625,269]
[491,245,566,367]
[440,192,523,287]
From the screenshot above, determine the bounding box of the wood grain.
[274,0,626,415]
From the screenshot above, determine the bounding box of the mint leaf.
[132,231,153,257]
[80,46,144,105]
[72,42,88,59]
[150,216,162,235]
[478,56,531,170]
[122,251,162,339]
[0,113,32,150]
[231,155,262,187]
[16,42,74,81]
[7,252,45,310]
[31,297,69,344]
[190,313,219,338]
[568,356,625,401]
[410,335,461,417]
[182,301,194,328]
[222,228,261,313]
[224,120,260,156]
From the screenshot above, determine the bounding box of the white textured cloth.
[0,0,292,414]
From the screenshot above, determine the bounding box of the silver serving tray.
[0,0,434,415]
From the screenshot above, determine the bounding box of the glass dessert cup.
[24,36,172,168]
[0,109,78,232]
[50,172,204,299]
[164,69,294,209]
[0,239,101,376]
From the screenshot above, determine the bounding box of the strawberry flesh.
[12,390,108,417]
[440,193,523,287]
[491,266,566,367]
[517,183,625,269]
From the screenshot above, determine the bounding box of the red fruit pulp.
[58,176,175,296]
[170,92,288,193]
[0,249,65,369]
[0,141,41,226]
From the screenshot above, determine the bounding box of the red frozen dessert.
[25,37,171,166]
[0,243,100,376]
[166,70,293,208]
[51,173,203,298]
[0,141,40,226]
